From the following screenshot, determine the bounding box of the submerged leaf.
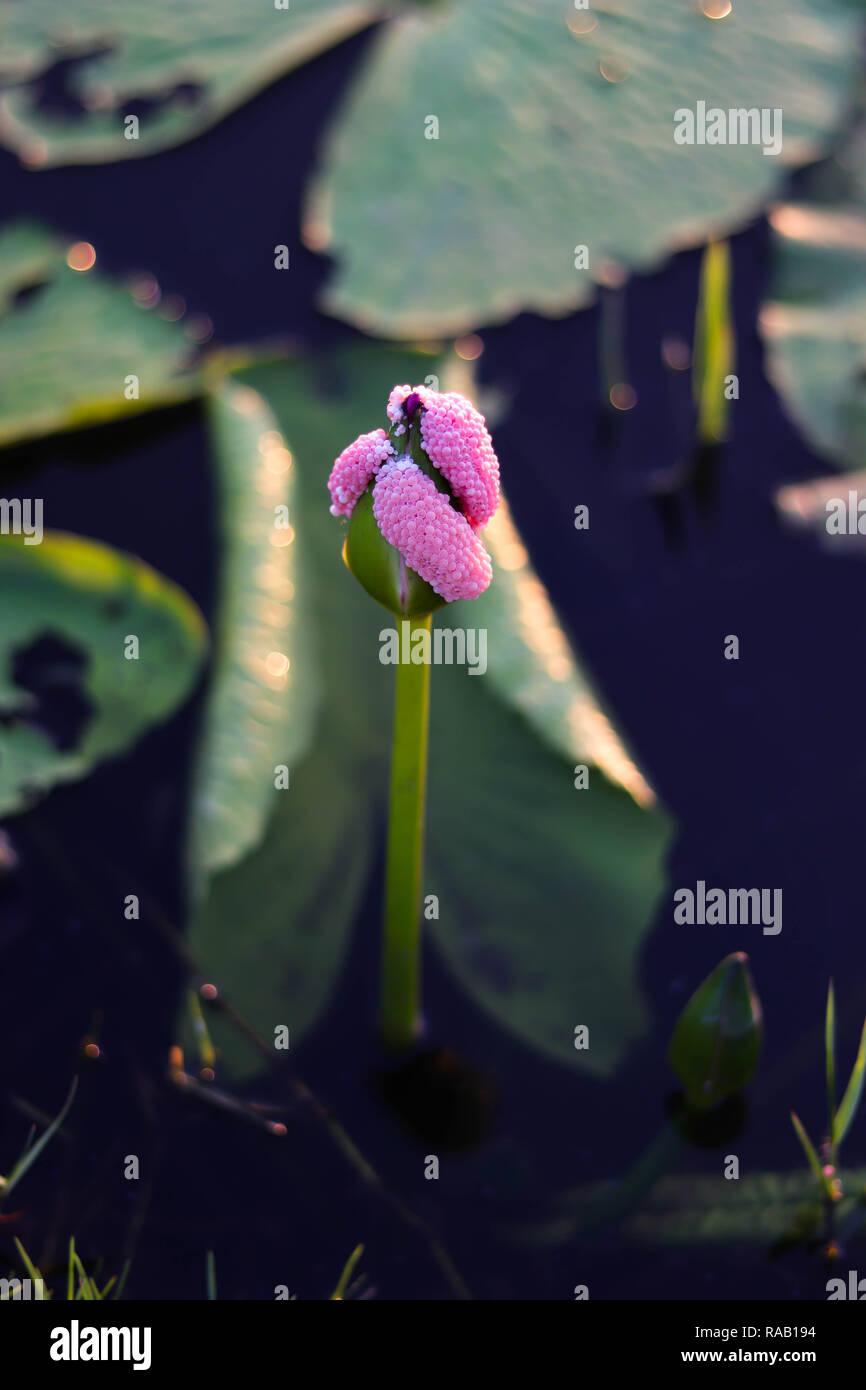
[622,1167,849,1246]
[668,952,762,1110]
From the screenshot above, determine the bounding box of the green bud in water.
[668,952,762,1111]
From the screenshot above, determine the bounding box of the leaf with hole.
[0,0,394,165]
[0,532,207,817]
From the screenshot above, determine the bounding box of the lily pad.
[186,343,671,1077]
[0,222,201,448]
[0,530,207,817]
[187,378,316,898]
[305,0,863,337]
[762,120,866,471]
[0,0,389,165]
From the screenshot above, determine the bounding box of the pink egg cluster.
[387,384,500,528]
[372,459,493,603]
[327,428,394,517]
[328,384,501,603]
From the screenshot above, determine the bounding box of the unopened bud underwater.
[668,952,762,1111]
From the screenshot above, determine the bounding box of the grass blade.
[791,1111,828,1194]
[331,1244,364,1300]
[826,980,836,1146]
[205,1250,217,1301]
[2,1077,77,1202]
[12,1238,46,1299]
[835,1016,866,1148]
[112,1259,131,1301]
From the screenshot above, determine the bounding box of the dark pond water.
[1,28,865,1301]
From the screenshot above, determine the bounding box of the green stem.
[380,611,432,1049]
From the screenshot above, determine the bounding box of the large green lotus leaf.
[0,223,200,447]
[187,380,317,898]
[0,221,59,313]
[426,669,670,1075]
[0,531,207,817]
[305,0,863,337]
[0,1,391,165]
[762,122,866,471]
[186,344,670,1077]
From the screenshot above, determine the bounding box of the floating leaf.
[0,223,201,448]
[0,532,207,817]
[426,665,670,1075]
[186,343,671,1076]
[306,0,862,337]
[0,1,391,165]
[187,379,316,896]
[763,121,866,471]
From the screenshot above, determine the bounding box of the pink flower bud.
[328,384,501,612]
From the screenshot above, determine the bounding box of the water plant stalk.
[380,611,432,1049]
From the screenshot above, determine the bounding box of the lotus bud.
[668,952,762,1111]
[327,384,501,616]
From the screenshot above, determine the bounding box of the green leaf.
[187,380,316,896]
[826,978,837,1142]
[763,120,866,472]
[0,532,207,817]
[834,1015,866,1148]
[0,1,390,165]
[306,0,862,337]
[11,1238,47,1297]
[186,342,671,1077]
[0,223,201,448]
[426,667,670,1074]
